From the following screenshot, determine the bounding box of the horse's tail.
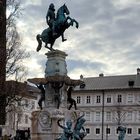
[36,34,42,52]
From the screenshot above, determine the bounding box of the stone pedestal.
[31,50,82,140]
[44,50,68,109]
[31,109,64,140]
[31,110,81,140]
[45,50,67,77]
[31,50,68,140]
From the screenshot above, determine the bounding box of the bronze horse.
[36,4,79,51]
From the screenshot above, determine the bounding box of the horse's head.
[62,4,70,15]
[56,4,70,19]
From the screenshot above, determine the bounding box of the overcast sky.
[17,0,140,79]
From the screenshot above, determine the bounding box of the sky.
[16,0,140,80]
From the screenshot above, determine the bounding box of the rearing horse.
[36,4,79,52]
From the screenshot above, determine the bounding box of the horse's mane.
[56,4,67,18]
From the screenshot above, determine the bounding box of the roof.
[5,80,40,98]
[75,74,140,91]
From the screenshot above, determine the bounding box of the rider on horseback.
[36,4,79,52]
[46,3,67,42]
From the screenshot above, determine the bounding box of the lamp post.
[101,90,105,140]
[106,124,108,140]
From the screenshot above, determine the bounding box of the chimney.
[80,74,83,80]
[137,68,140,75]
[99,73,104,77]
[80,74,85,88]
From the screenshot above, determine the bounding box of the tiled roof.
[75,74,140,91]
[5,80,40,98]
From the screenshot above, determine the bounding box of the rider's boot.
[52,24,57,36]
[62,34,67,42]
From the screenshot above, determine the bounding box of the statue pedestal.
[45,50,67,77]
[44,50,68,109]
[31,50,83,140]
[31,50,68,140]
[31,110,81,140]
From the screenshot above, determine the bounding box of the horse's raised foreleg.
[73,19,79,28]
[36,34,42,52]
[66,16,73,26]
[66,16,79,28]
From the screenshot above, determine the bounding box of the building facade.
[1,81,40,136]
[73,69,140,140]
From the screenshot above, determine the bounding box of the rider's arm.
[46,11,50,25]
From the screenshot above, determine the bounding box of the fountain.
[28,3,86,140]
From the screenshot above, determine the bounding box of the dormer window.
[128,81,134,87]
[80,82,85,88]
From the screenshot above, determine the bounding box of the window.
[96,112,101,122]
[86,128,90,134]
[31,101,35,109]
[24,99,29,107]
[116,128,119,134]
[107,95,111,103]
[138,95,140,103]
[96,96,101,103]
[128,81,134,87]
[18,101,21,106]
[127,128,132,134]
[138,111,140,120]
[77,96,81,104]
[85,112,90,122]
[25,115,28,124]
[106,112,111,121]
[106,128,110,134]
[138,128,140,134]
[86,96,91,104]
[96,128,100,134]
[127,94,133,103]
[127,112,132,121]
[17,113,22,123]
[117,95,122,103]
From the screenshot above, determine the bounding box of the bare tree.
[6,0,30,81]
[6,102,23,133]
[0,0,29,125]
[0,0,30,126]
[4,0,29,113]
[5,0,30,105]
[112,102,126,129]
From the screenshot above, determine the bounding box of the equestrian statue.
[36,3,79,52]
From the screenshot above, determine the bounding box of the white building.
[1,81,40,136]
[73,69,140,140]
